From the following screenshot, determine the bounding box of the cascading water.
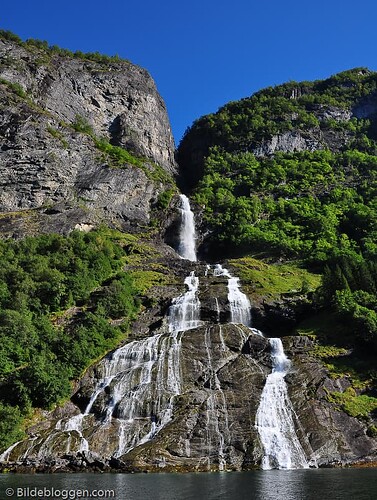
[1,269,201,461]
[103,271,199,455]
[168,272,201,332]
[177,194,197,262]
[213,264,252,327]
[212,263,309,469]
[255,338,309,469]
[0,194,311,471]
[0,441,22,462]
[104,270,200,457]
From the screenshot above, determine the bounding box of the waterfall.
[0,440,22,462]
[90,272,200,456]
[177,194,197,261]
[213,264,252,327]
[168,272,201,332]
[255,338,309,470]
[109,271,201,456]
[211,263,308,469]
[0,269,202,461]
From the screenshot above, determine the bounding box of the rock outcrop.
[0,38,177,235]
[285,336,377,467]
[2,263,376,472]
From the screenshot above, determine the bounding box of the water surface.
[1,469,376,500]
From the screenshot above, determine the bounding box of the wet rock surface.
[2,261,377,472]
[284,336,377,467]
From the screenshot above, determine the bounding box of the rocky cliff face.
[0,38,176,235]
[284,336,377,467]
[3,260,376,472]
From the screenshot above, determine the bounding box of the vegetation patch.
[229,256,321,298]
[310,344,349,359]
[0,77,27,98]
[327,387,377,418]
[47,126,69,148]
[0,29,130,66]
[297,312,377,391]
[192,147,377,263]
[0,228,143,451]
[71,115,174,185]
[97,228,172,294]
[128,270,170,295]
[156,188,176,210]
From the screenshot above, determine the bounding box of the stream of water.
[178,194,197,262]
[211,260,311,470]
[255,338,311,469]
[1,195,315,470]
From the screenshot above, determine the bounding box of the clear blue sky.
[2,1,377,145]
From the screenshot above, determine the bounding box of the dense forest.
[0,229,140,449]
[178,68,377,361]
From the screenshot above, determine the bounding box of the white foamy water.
[168,271,201,332]
[213,264,252,327]
[255,338,309,470]
[177,194,197,261]
[0,440,22,462]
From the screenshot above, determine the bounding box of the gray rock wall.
[0,39,177,233]
[0,39,176,172]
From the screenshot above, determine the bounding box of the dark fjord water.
[1,469,377,500]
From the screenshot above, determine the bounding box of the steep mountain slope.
[178,68,377,189]
[0,32,377,471]
[0,32,176,236]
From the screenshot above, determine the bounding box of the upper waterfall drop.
[177,194,197,262]
[168,271,201,332]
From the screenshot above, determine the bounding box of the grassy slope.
[229,256,321,300]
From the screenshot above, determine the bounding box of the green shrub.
[156,189,175,209]
[72,115,94,134]
[47,126,68,147]
[0,78,26,98]
[0,402,25,452]
[94,137,143,167]
[327,387,377,418]
[0,29,22,44]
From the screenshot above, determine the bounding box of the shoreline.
[1,458,377,474]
